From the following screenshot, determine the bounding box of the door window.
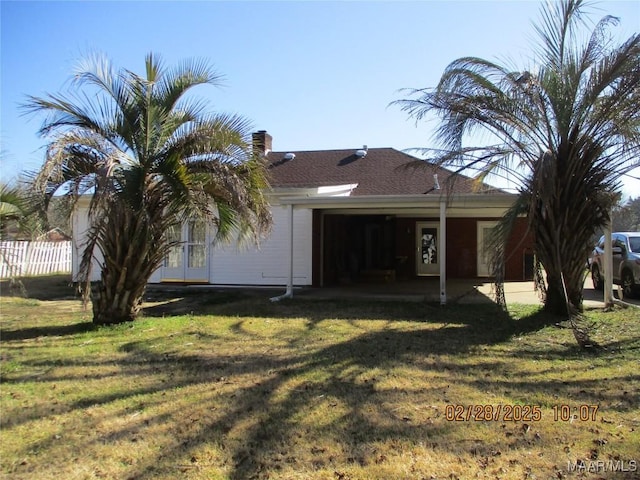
[416,222,439,276]
[187,221,206,269]
[477,221,498,277]
[164,224,183,268]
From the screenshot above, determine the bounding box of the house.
[72,130,533,303]
[37,228,71,242]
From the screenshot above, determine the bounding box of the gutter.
[276,192,517,208]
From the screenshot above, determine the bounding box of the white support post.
[286,203,294,298]
[319,211,325,287]
[439,200,447,305]
[604,223,614,307]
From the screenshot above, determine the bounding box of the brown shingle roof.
[266,147,495,196]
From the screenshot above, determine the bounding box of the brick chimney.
[252,130,272,156]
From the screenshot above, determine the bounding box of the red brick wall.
[444,217,533,280]
[504,217,534,281]
[313,213,534,285]
[395,218,416,279]
[445,218,477,278]
[442,216,533,280]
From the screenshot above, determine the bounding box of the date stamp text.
[444,404,599,422]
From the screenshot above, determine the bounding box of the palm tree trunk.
[91,277,145,325]
[90,206,160,325]
[530,161,599,317]
[542,270,584,313]
[536,236,589,316]
[91,248,151,324]
[543,272,568,315]
[536,213,591,317]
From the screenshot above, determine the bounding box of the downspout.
[270,203,294,302]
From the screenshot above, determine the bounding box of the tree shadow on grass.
[6,293,634,479]
[115,324,485,479]
[142,289,252,317]
[142,291,534,331]
[123,307,635,480]
[0,321,95,341]
[127,306,564,478]
[0,275,78,301]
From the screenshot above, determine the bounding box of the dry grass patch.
[1,276,639,479]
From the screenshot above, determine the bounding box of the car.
[589,232,640,298]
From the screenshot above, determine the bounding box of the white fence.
[0,241,72,278]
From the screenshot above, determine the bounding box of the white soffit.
[316,184,358,196]
[269,184,359,198]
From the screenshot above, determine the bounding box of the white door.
[162,224,184,281]
[416,222,439,276]
[161,220,209,282]
[477,221,498,277]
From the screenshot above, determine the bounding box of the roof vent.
[433,174,440,190]
[283,152,296,161]
[355,147,367,158]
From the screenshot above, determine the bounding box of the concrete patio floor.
[151,278,639,308]
[293,278,635,308]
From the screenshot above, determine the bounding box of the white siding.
[210,205,313,286]
[72,205,174,284]
[72,206,103,282]
[72,200,314,286]
[148,265,162,283]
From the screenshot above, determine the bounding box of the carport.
[275,193,527,305]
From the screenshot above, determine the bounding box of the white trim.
[268,183,358,198]
[276,193,517,219]
[317,184,358,196]
[278,192,516,207]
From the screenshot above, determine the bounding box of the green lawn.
[1,276,639,479]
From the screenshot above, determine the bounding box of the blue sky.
[1,0,639,197]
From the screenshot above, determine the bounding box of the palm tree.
[395,0,640,317]
[24,53,272,325]
[0,184,27,239]
[0,180,54,240]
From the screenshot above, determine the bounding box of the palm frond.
[395,0,639,324]
[24,52,272,323]
[0,184,26,218]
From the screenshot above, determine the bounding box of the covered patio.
[146,278,614,307]
[293,278,611,308]
[294,277,538,304]
[274,193,534,304]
